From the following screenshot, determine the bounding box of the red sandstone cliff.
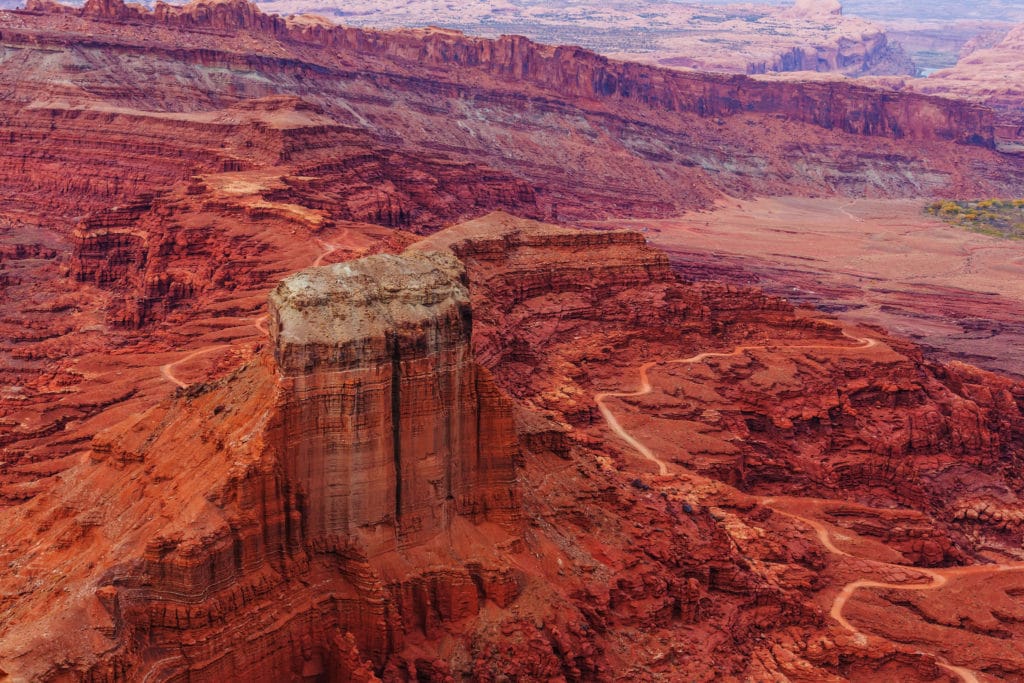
[55,0,1000,147]
[0,0,1009,351]
[253,0,914,79]
[0,241,525,681]
[1,0,1021,236]
[907,22,1024,144]
[6,215,1024,681]
[268,250,518,550]
[3,3,1024,679]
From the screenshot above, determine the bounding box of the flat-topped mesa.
[268,251,518,553]
[269,251,471,374]
[16,0,1003,150]
[414,212,679,296]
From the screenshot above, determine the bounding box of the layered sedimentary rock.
[62,103,539,328]
[0,239,524,681]
[5,214,1024,680]
[268,251,518,552]
[253,0,915,78]
[3,2,1024,679]
[1,0,1021,234]
[7,0,1022,505]
[907,22,1024,144]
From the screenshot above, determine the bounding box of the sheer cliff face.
[247,0,913,78]
[4,215,1024,681]
[268,251,517,552]
[910,22,1024,137]
[4,1,1024,679]
[2,0,1023,235]
[0,242,526,682]
[4,0,1024,401]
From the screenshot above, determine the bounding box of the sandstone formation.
[4,0,1022,504]
[5,214,1024,681]
[0,0,1020,231]
[907,22,1024,144]
[268,251,518,552]
[3,1,1024,680]
[252,0,915,77]
[1,239,524,681]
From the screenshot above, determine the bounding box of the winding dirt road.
[312,239,340,267]
[838,198,864,223]
[594,331,876,475]
[159,237,341,389]
[159,344,230,389]
[594,361,666,474]
[253,313,269,336]
[594,329,1024,682]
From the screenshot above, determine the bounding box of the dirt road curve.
[594,331,876,475]
[159,344,229,388]
[158,238,340,389]
[595,329,1024,683]
[594,361,666,474]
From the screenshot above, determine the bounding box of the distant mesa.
[784,0,844,18]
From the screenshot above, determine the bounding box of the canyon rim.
[2,0,1024,681]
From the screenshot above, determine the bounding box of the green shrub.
[926,197,1024,239]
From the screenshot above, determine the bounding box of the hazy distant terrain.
[11,0,1024,23]
[246,0,917,76]
[6,0,1019,76]
[687,0,1024,22]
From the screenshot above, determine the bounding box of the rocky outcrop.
[268,251,519,553]
[412,215,696,368]
[45,0,993,147]
[908,22,1024,138]
[0,237,527,681]
[2,0,1021,239]
[4,0,1024,678]
[6,214,1024,680]
[750,33,915,77]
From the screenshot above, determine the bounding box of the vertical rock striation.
[7,214,1024,680]
[268,250,518,554]
[0,245,525,681]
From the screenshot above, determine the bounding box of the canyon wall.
[0,239,527,681]
[5,214,1024,680]
[43,0,999,147]
[1,0,1021,240]
[268,250,518,553]
[251,0,915,79]
[3,2,1024,678]
[909,22,1024,141]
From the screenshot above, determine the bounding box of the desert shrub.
[925,197,1024,239]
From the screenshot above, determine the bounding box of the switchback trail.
[838,198,864,223]
[159,344,229,389]
[594,329,1024,682]
[312,233,345,267]
[752,500,1024,683]
[594,362,666,474]
[594,331,876,475]
[253,313,269,336]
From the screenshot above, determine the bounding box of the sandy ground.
[592,197,1024,378]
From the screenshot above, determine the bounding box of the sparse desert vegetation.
[927,198,1024,238]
